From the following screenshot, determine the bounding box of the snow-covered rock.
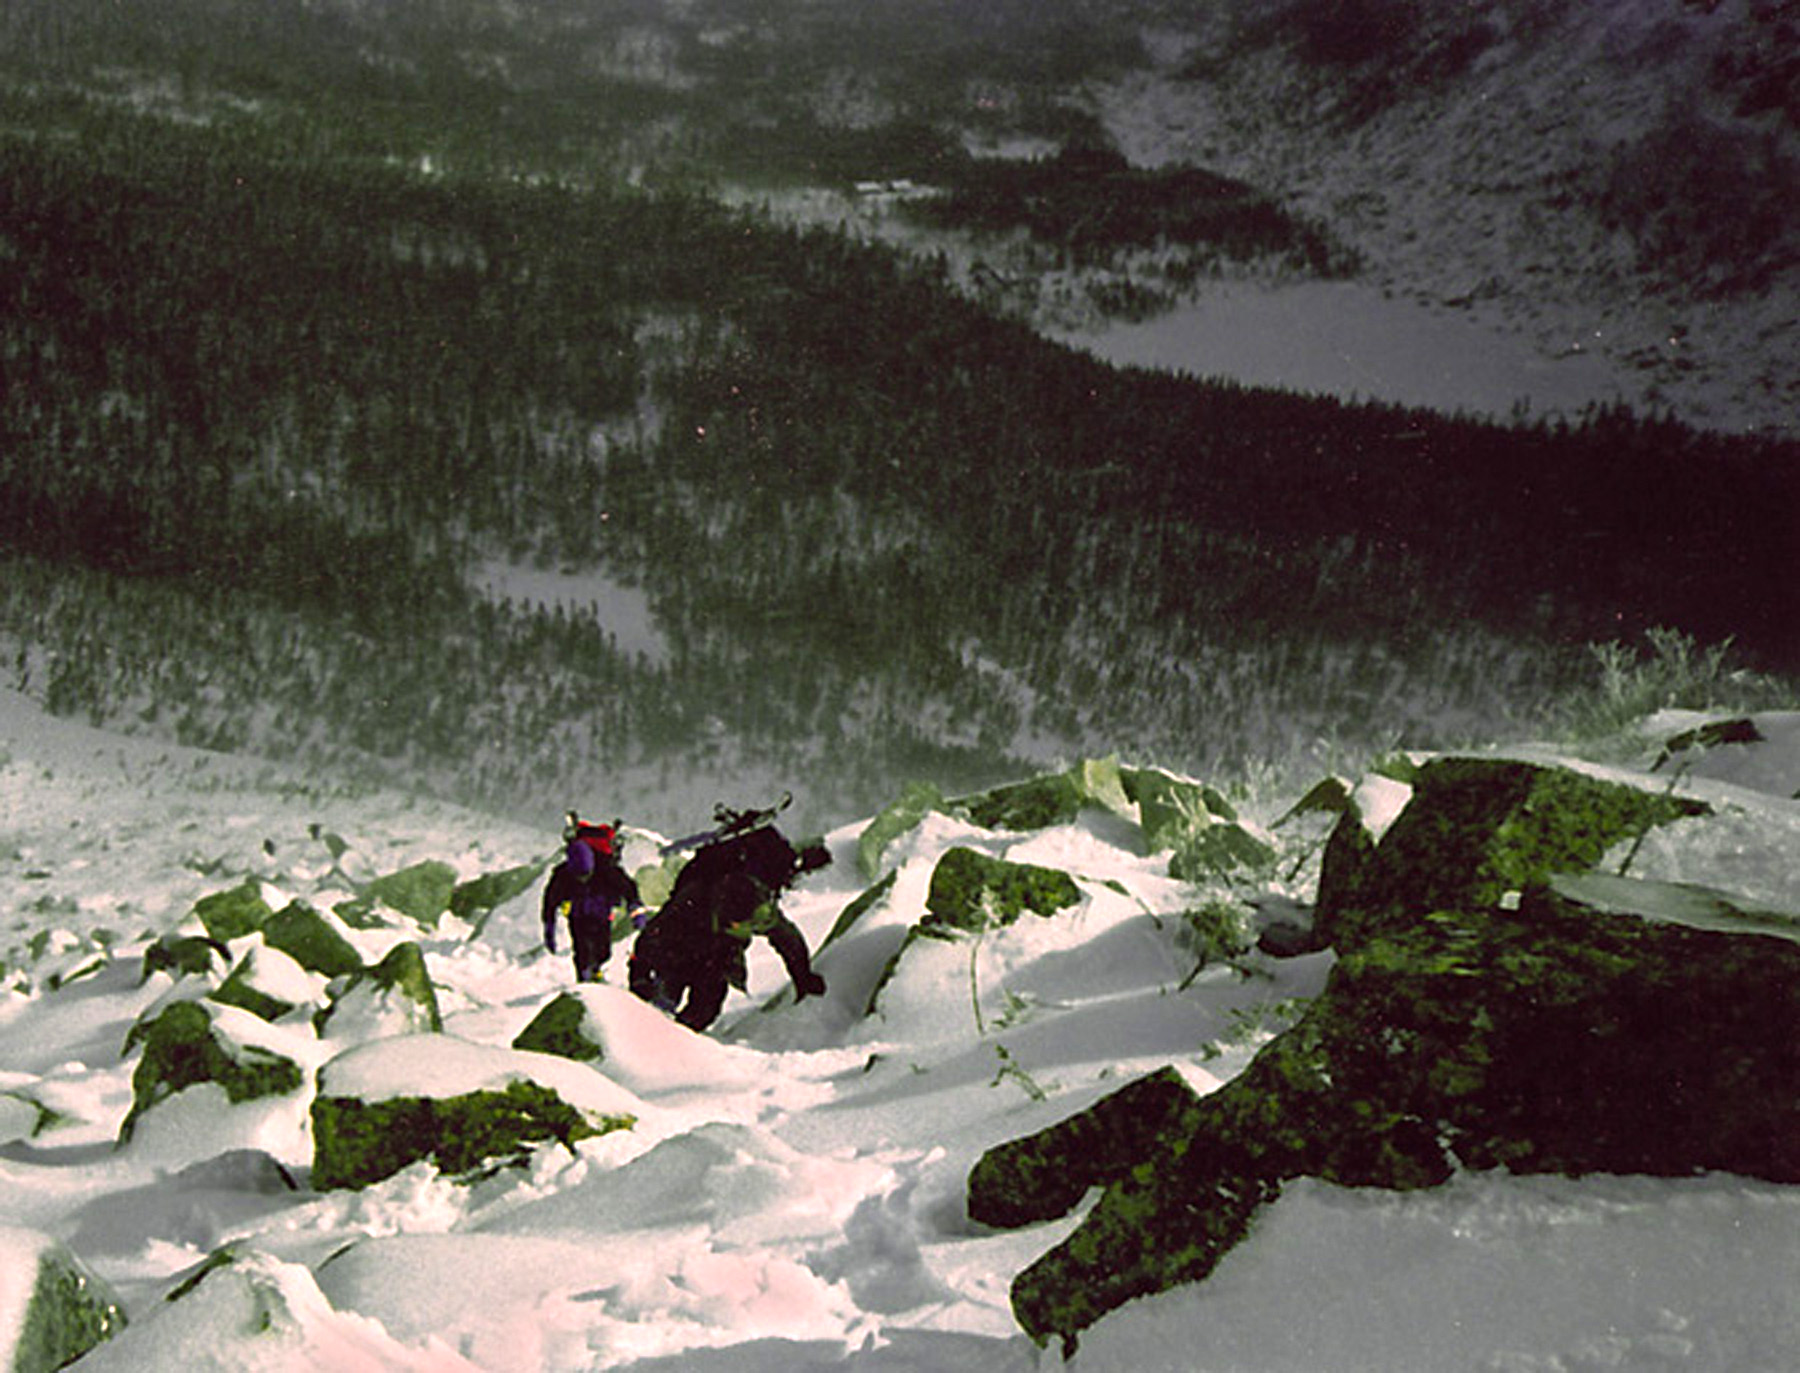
[72,1247,470,1372]
[973,754,1800,1351]
[314,941,441,1041]
[120,1000,309,1146]
[310,1035,644,1189]
[1649,710,1800,800]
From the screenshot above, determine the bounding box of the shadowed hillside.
[0,0,1794,834]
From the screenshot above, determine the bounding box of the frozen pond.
[1057,279,1634,422]
[473,561,668,665]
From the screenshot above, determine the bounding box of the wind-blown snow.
[1,688,1796,1370]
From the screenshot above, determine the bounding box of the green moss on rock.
[953,774,1086,833]
[1315,757,1708,948]
[511,993,603,1063]
[120,1001,305,1143]
[262,901,363,978]
[139,933,231,984]
[337,860,458,929]
[982,879,1800,1350]
[191,878,271,941]
[449,860,548,926]
[3,1230,127,1372]
[311,1079,631,1190]
[968,1067,1207,1229]
[924,848,1081,931]
[857,781,948,881]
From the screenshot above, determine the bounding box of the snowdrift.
[1,694,1797,1371]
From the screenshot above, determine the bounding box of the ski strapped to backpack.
[659,791,793,857]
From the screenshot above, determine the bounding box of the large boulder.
[139,932,231,985]
[1650,710,1800,799]
[854,762,1271,884]
[862,848,1086,1023]
[856,781,948,881]
[854,763,1125,883]
[1122,766,1274,878]
[0,1227,126,1372]
[1121,765,1240,847]
[952,760,1130,833]
[968,1066,1208,1230]
[818,870,899,952]
[974,877,1800,1350]
[119,1000,306,1144]
[1313,756,1707,948]
[0,1090,64,1147]
[310,1035,639,1190]
[70,1246,474,1372]
[509,984,765,1098]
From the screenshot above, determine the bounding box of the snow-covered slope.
[2,691,1797,1370]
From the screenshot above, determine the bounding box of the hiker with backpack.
[542,816,642,983]
[628,804,830,1031]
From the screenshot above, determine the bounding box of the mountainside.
[1089,0,1797,433]
[1,8,1796,1366]
[1,0,1795,834]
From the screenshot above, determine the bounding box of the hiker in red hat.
[541,818,641,983]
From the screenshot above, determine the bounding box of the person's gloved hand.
[630,906,654,930]
[794,970,826,1001]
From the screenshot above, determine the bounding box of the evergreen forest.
[2,0,1795,832]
